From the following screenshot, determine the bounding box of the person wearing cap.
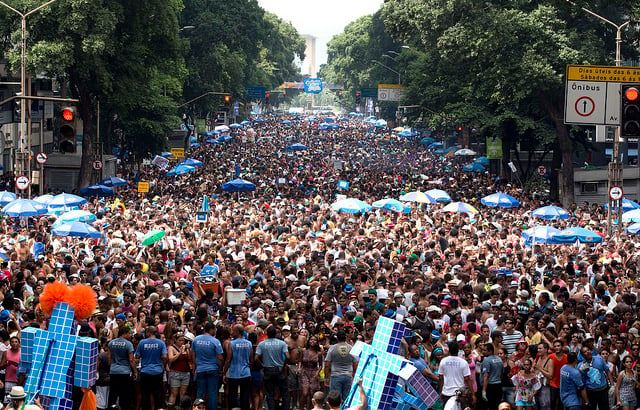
[256,325,290,410]
[191,398,206,410]
[134,326,167,410]
[107,326,137,410]
[324,330,358,402]
[191,322,224,410]
[223,325,252,410]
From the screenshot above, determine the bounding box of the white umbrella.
[454,148,477,156]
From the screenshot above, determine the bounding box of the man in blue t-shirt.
[256,326,290,410]
[191,322,224,410]
[560,352,590,410]
[107,326,137,410]
[134,326,167,410]
[224,325,253,410]
[579,347,612,410]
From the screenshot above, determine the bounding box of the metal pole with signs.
[565,64,640,235]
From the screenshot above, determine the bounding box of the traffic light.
[622,84,640,138]
[224,95,230,103]
[13,92,21,122]
[265,93,270,104]
[59,106,77,153]
[355,93,361,104]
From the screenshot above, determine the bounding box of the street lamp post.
[567,0,629,234]
[371,59,401,85]
[0,0,61,192]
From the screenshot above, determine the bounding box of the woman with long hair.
[167,332,191,410]
[511,358,541,410]
[299,335,323,410]
[616,356,637,410]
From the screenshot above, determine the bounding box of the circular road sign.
[609,186,623,201]
[15,176,30,190]
[92,160,103,171]
[35,152,48,164]
[536,165,547,176]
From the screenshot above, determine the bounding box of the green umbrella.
[141,229,166,246]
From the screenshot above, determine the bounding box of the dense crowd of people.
[0,114,636,410]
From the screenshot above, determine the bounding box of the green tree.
[383,0,638,205]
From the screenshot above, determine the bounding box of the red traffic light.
[625,87,639,102]
[356,93,360,97]
[61,107,74,121]
[265,93,270,99]
[224,95,231,102]
[458,126,463,131]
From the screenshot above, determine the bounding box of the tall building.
[302,34,317,77]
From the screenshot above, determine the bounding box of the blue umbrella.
[167,165,196,176]
[253,118,265,123]
[51,221,102,239]
[626,222,640,234]
[374,119,387,128]
[425,189,452,202]
[522,226,562,244]
[204,138,219,144]
[240,120,250,125]
[0,252,8,262]
[372,198,410,213]
[2,199,48,217]
[229,123,243,129]
[324,117,335,123]
[331,198,372,214]
[481,193,520,208]
[307,116,317,122]
[0,191,16,206]
[287,143,308,151]
[550,227,603,244]
[604,197,640,212]
[200,264,219,276]
[33,194,53,204]
[180,158,203,167]
[622,209,640,223]
[365,116,376,120]
[160,151,174,158]
[399,191,435,204]
[190,142,200,148]
[55,210,97,225]
[428,142,444,149]
[47,193,87,209]
[419,137,435,145]
[79,184,115,197]
[281,120,292,125]
[475,157,490,166]
[100,176,129,187]
[434,149,446,155]
[222,179,256,192]
[463,163,485,172]
[532,205,570,220]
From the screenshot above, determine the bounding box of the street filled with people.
[0,114,637,410]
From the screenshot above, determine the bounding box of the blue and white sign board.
[303,78,323,94]
[246,86,267,99]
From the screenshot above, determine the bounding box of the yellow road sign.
[567,65,640,83]
[170,148,185,159]
[377,84,406,89]
[137,181,149,193]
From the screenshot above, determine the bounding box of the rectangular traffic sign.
[605,82,620,125]
[360,87,378,98]
[565,81,606,124]
[246,86,266,99]
[170,148,185,159]
[137,181,149,193]
[567,65,640,83]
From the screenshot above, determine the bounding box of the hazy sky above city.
[258,0,384,75]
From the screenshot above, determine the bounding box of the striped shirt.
[502,330,523,354]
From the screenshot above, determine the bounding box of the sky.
[258,0,384,76]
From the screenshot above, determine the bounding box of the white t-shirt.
[439,355,471,396]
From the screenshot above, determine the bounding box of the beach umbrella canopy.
[331,198,372,214]
[374,119,387,128]
[425,189,452,202]
[167,165,196,176]
[475,157,490,166]
[522,226,561,244]
[428,142,444,149]
[372,198,410,213]
[99,176,129,187]
[441,202,479,214]
[160,151,174,158]
[51,221,102,239]
[287,143,308,151]
[180,158,203,167]
[190,142,200,148]
[229,123,243,129]
[626,222,640,234]
[532,205,570,220]
[0,191,16,206]
[222,179,256,192]
[240,120,250,125]
[481,193,520,208]
[455,148,477,156]
[622,209,640,223]
[399,191,435,204]
[604,197,640,212]
[2,199,48,217]
[550,227,603,244]
[281,120,292,125]
[48,193,87,209]
[33,194,53,204]
[462,163,485,172]
[141,229,166,246]
[79,184,115,197]
[55,210,97,226]
[419,137,435,145]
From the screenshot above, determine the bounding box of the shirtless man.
[285,325,306,410]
